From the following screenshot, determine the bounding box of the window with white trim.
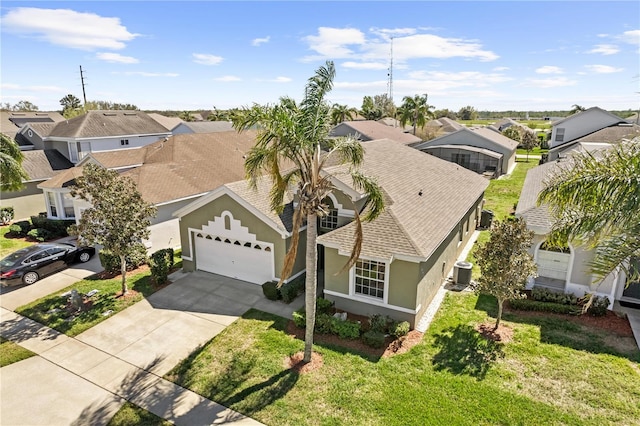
[354,259,386,299]
[62,193,75,218]
[46,192,58,217]
[555,128,565,142]
[320,208,338,229]
[120,139,129,146]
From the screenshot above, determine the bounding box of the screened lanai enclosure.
[421,144,503,178]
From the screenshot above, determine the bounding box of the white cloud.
[493,66,510,71]
[585,64,624,74]
[341,61,388,70]
[270,77,292,83]
[536,66,564,74]
[252,36,270,46]
[192,53,224,65]
[96,52,139,63]
[406,70,513,89]
[1,83,65,92]
[587,44,620,55]
[303,27,367,58]
[1,7,139,50]
[522,77,577,88]
[620,29,640,45]
[214,76,242,82]
[118,71,179,77]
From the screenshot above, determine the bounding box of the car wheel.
[78,252,91,263]
[22,271,39,285]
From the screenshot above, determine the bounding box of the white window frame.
[46,191,59,218]
[349,258,389,304]
[320,208,338,229]
[555,127,565,142]
[62,193,75,218]
[68,142,79,163]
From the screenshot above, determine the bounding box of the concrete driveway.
[0,254,103,311]
[1,270,302,425]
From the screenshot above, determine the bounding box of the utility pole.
[79,65,87,106]
[387,37,394,105]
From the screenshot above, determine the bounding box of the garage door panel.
[537,250,570,280]
[195,235,273,284]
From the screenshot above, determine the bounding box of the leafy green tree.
[179,111,195,122]
[232,61,385,363]
[502,127,522,143]
[360,96,383,120]
[11,100,39,111]
[520,129,538,162]
[70,163,156,295]
[60,94,82,118]
[84,100,138,110]
[538,141,640,284]
[434,109,457,120]
[0,134,28,191]
[398,94,433,135]
[373,93,396,118]
[458,105,478,121]
[330,103,357,125]
[474,218,537,330]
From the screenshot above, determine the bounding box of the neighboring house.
[549,123,640,160]
[376,117,414,133]
[15,122,58,150]
[425,117,465,136]
[20,110,172,164]
[172,121,234,135]
[488,118,525,133]
[548,107,626,154]
[38,130,259,251]
[515,146,639,309]
[0,150,74,219]
[174,140,489,327]
[413,126,518,177]
[0,111,65,142]
[330,120,423,146]
[147,113,183,132]
[625,113,639,125]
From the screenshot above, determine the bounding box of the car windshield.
[0,248,33,268]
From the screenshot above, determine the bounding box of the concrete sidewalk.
[0,307,262,425]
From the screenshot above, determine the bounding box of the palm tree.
[569,104,586,115]
[1,134,28,191]
[179,111,195,122]
[330,103,357,125]
[232,61,385,363]
[398,94,434,135]
[538,140,640,283]
[360,96,383,120]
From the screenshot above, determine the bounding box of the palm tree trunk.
[303,214,318,363]
[120,254,128,295]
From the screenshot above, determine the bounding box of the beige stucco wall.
[0,182,46,220]
[178,193,305,281]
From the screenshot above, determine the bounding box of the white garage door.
[192,211,274,284]
[537,249,570,280]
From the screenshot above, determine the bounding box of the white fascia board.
[155,192,210,208]
[323,289,419,315]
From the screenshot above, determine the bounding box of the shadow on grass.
[431,324,504,380]
[474,293,640,361]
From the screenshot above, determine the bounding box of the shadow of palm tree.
[0,314,61,343]
[431,324,504,380]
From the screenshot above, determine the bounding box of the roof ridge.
[384,207,425,257]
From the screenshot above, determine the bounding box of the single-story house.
[330,120,423,146]
[174,139,489,327]
[413,126,518,177]
[172,121,234,135]
[0,150,74,219]
[38,130,258,251]
[515,145,639,309]
[147,113,183,132]
[425,117,465,136]
[376,117,414,133]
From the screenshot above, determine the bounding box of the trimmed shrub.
[315,313,334,334]
[531,288,578,305]
[0,207,14,225]
[390,321,410,338]
[509,298,581,315]
[369,314,393,333]
[27,228,51,242]
[29,216,74,239]
[150,248,173,285]
[362,330,386,349]
[316,297,334,315]
[585,295,610,317]
[9,220,31,237]
[99,244,148,274]
[330,317,361,339]
[262,281,281,300]
[280,276,305,303]
[292,309,306,328]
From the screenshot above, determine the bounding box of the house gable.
[549,107,625,149]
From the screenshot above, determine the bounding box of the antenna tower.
[387,37,394,104]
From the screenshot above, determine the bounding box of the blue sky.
[1,1,639,113]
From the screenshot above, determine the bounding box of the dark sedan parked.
[0,243,96,286]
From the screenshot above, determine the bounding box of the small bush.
[29,216,74,239]
[509,298,581,315]
[390,321,410,338]
[531,288,578,305]
[9,220,31,237]
[584,294,610,317]
[362,330,386,349]
[99,244,148,274]
[315,313,334,334]
[316,297,334,315]
[150,248,173,285]
[8,223,23,236]
[0,207,14,225]
[27,228,51,242]
[292,309,306,328]
[262,281,281,301]
[330,317,361,339]
[369,314,393,333]
[280,276,305,303]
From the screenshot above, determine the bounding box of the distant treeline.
[476,109,638,120]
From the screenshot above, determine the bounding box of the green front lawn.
[0,337,36,367]
[166,295,639,426]
[516,147,549,156]
[15,269,164,337]
[0,225,35,258]
[107,402,171,426]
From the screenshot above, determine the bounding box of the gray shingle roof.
[318,139,489,260]
[147,113,183,131]
[21,149,74,181]
[515,161,562,230]
[48,110,171,139]
[1,111,65,139]
[331,121,422,145]
[177,121,235,133]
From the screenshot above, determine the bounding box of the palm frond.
[278,205,304,286]
[350,171,385,221]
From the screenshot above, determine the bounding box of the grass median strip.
[0,337,36,367]
[164,295,639,426]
